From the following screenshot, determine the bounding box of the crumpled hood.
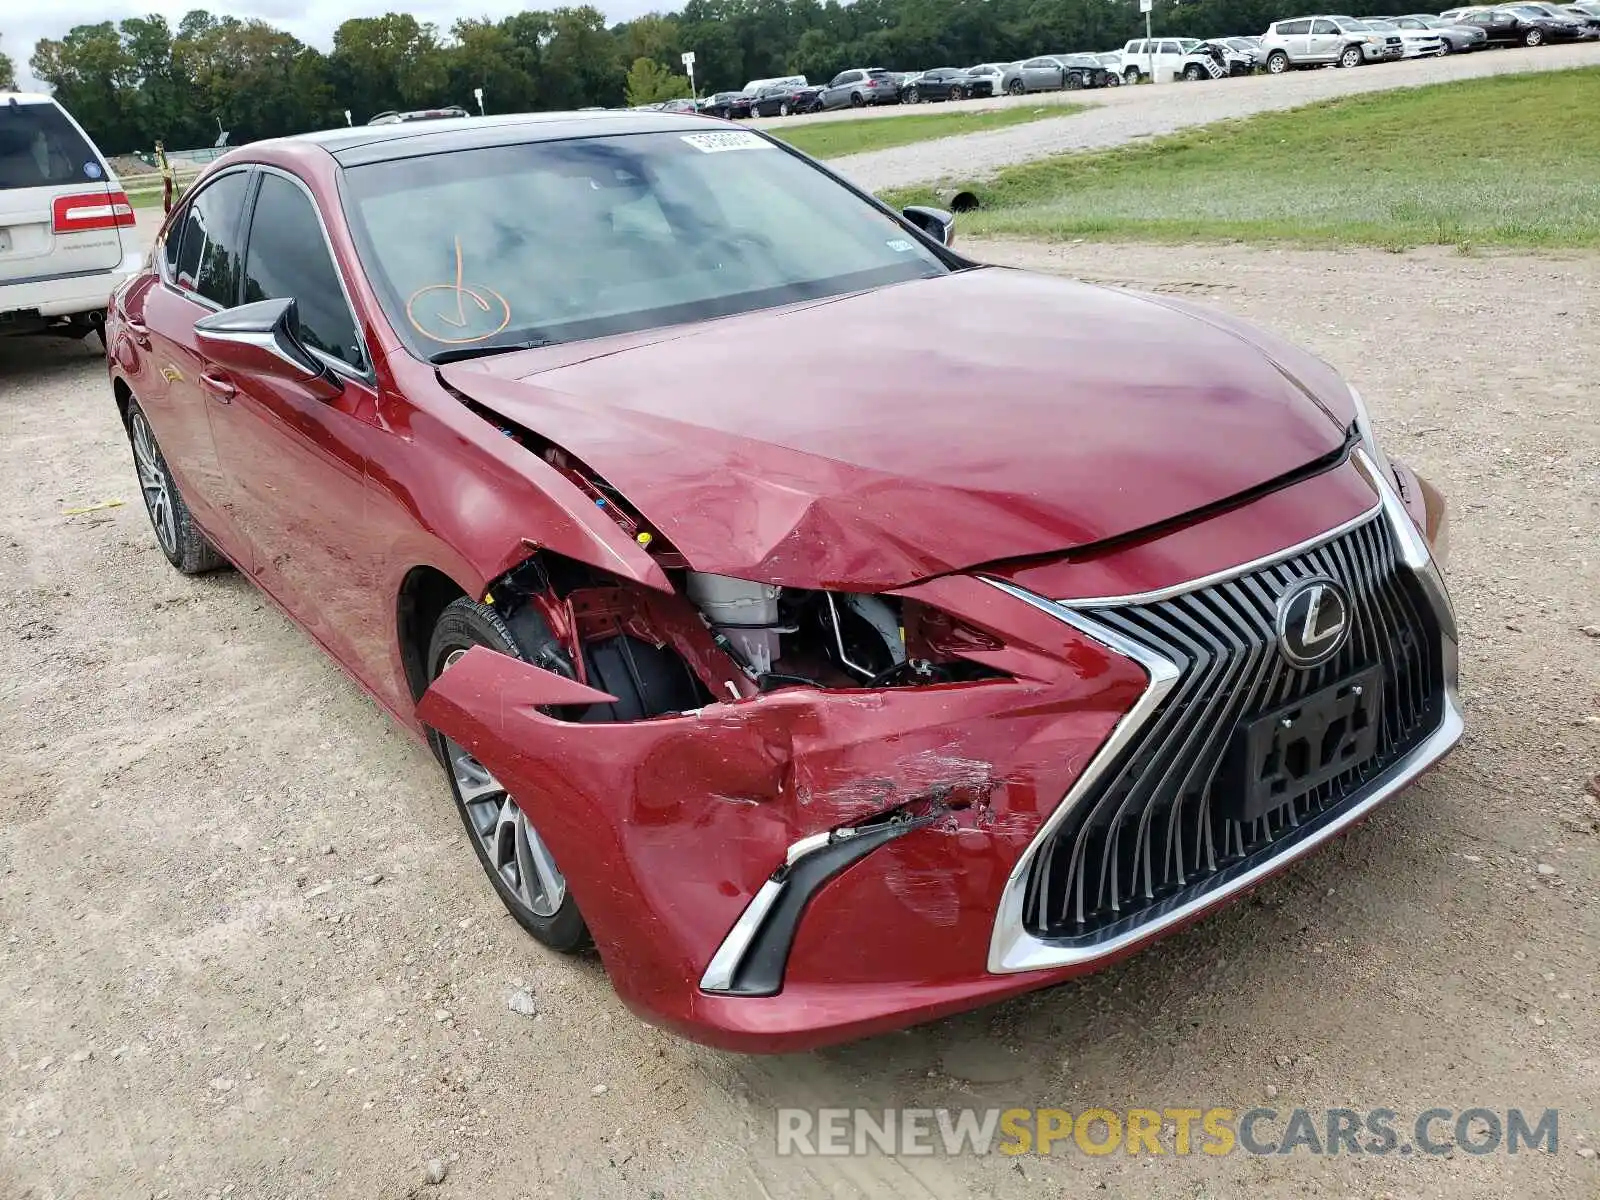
[441,268,1348,590]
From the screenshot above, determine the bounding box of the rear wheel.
[1123,66,1142,84]
[779,101,791,115]
[1105,71,1121,86]
[427,599,590,952]
[1266,50,1290,73]
[125,398,228,575]
[1007,78,1025,95]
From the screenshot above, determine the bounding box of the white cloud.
[4,0,670,91]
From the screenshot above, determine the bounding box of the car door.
[1155,40,1184,80]
[134,168,255,563]
[203,167,382,668]
[1307,19,1341,60]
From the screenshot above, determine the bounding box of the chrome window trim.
[982,478,1461,976]
[1060,497,1383,609]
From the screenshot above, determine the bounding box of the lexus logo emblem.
[1276,577,1352,668]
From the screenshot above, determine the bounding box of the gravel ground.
[816,42,1600,190]
[2,238,1597,1198]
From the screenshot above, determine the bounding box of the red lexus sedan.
[105,111,1460,1051]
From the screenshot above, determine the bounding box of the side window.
[175,171,250,307]
[1126,40,1146,53]
[1280,19,1313,34]
[241,173,366,371]
[161,210,183,278]
[1159,40,1182,53]
[1311,20,1338,34]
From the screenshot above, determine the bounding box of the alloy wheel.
[441,651,566,918]
[130,411,177,557]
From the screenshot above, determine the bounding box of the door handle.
[199,370,236,403]
[125,316,151,348]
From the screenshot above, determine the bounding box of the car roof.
[2,92,56,105]
[272,109,724,168]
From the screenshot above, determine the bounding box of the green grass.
[773,104,1081,160]
[882,68,1600,249]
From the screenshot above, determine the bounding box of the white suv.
[1259,17,1406,71]
[1120,38,1203,83]
[1,92,141,345]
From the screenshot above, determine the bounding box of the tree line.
[18,0,1428,155]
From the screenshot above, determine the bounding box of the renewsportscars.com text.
[776,1107,1560,1158]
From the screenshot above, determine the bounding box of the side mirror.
[901,205,956,247]
[194,297,342,400]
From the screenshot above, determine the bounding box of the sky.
[3,0,665,91]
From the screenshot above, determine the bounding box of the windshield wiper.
[428,338,555,365]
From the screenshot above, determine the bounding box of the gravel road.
[819,42,1600,190]
[3,237,1598,1198]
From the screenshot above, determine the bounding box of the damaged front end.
[416,525,1149,1047]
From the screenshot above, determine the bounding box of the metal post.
[1145,11,1154,82]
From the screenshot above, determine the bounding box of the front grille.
[1025,512,1445,942]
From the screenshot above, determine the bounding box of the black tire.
[1523,27,1543,45]
[1183,63,1204,81]
[1105,71,1121,86]
[1007,78,1025,95]
[1266,50,1290,74]
[1064,73,1083,90]
[778,101,790,116]
[906,87,921,103]
[1437,38,1452,54]
[849,91,864,107]
[124,396,228,575]
[1338,44,1363,67]
[426,598,592,953]
[1123,67,1142,84]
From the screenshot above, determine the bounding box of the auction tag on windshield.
[681,130,772,153]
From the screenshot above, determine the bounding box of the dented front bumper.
[416,458,1460,1052]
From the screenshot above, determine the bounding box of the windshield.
[1365,19,1397,27]
[342,129,948,360]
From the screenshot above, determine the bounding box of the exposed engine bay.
[469,404,1004,720]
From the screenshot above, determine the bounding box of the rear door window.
[0,101,102,191]
[175,171,251,307]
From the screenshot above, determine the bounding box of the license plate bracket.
[1219,664,1383,825]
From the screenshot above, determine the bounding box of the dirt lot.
[2,240,1597,1199]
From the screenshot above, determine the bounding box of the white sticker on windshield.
[680,131,773,153]
[886,239,914,252]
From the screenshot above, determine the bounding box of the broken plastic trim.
[699,812,934,996]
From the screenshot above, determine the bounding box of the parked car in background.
[1179,39,1256,78]
[1358,17,1447,54]
[904,68,978,101]
[368,106,471,125]
[1119,38,1202,83]
[748,82,822,116]
[1091,51,1127,81]
[1394,15,1490,50]
[1260,16,1403,72]
[1012,54,1108,92]
[1456,4,1592,41]
[818,68,901,108]
[1519,0,1600,29]
[742,75,807,95]
[964,64,1013,94]
[699,92,751,119]
[1,91,140,345]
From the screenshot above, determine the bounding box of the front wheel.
[125,398,227,575]
[949,85,965,100]
[1523,27,1543,45]
[850,91,864,107]
[427,599,591,953]
[1266,50,1290,74]
[1338,44,1363,67]
[905,87,920,103]
[1064,73,1083,90]
[1184,63,1204,80]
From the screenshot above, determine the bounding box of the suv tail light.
[52,191,137,234]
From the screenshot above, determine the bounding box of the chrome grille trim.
[985,461,1460,975]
